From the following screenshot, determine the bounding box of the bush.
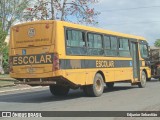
[2,46,9,74]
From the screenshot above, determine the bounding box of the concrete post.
[0,53,4,74]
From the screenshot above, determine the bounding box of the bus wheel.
[49,85,70,96]
[138,71,146,88]
[106,82,114,89]
[84,73,104,97]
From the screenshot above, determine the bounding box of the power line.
[101,5,160,12]
[99,21,160,26]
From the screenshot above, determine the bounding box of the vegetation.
[0,0,29,73]
[0,22,8,74]
[23,0,100,25]
[0,0,30,32]
[154,39,160,47]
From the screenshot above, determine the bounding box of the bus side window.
[110,36,118,56]
[119,38,130,57]
[88,34,94,48]
[140,44,149,58]
[66,30,72,46]
[104,35,113,56]
[66,29,87,55]
[87,33,104,56]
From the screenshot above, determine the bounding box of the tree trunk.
[50,0,55,20]
[61,0,67,21]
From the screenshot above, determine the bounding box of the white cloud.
[96,0,160,45]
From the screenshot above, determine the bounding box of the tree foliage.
[0,0,30,32]
[154,39,160,47]
[0,22,8,73]
[0,0,29,73]
[2,45,9,73]
[23,0,100,25]
[0,22,7,54]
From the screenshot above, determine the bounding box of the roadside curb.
[0,86,47,94]
[0,84,16,88]
[0,78,17,88]
[0,78,16,81]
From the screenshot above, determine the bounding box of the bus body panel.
[10,20,151,87]
[11,21,55,48]
[10,21,56,78]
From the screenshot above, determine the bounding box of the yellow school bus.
[9,20,151,97]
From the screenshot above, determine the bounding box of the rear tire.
[106,82,114,89]
[138,71,146,88]
[83,73,104,97]
[49,85,70,96]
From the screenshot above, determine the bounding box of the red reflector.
[45,24,49,29]
[15,27,19,32]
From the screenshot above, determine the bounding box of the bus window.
[66,29,87,55]
[87,33,104,56]
[104,35,113,56]
[88,34,94,48]
[110,36,118,56]
[119,38,130,57]
[104,36,111,49]
[140,44,149,58]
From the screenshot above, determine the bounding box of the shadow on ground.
[147,79,160,83]
[0,84,137,103]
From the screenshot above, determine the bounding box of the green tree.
[2,45,9,73]
[0,22,7,53]
[154,39,160,47]
[0,0,30,32]
[0,22,8,73]
[0,0,29,73]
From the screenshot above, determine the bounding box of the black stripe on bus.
[60,59,133,69]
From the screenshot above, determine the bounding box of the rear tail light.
[9,57,13,73]
[53,53,60,71]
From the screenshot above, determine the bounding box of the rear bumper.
[10,71,56,78]
[13,75,79,88]
[14,80,56,85]
[14,77,57,85]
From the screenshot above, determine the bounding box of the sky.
[6,0,160,46]
[95,0,160,46]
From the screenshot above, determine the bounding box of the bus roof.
[58,21,146,41]
[12,20,146,41]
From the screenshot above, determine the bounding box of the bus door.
[130,41,140,81]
